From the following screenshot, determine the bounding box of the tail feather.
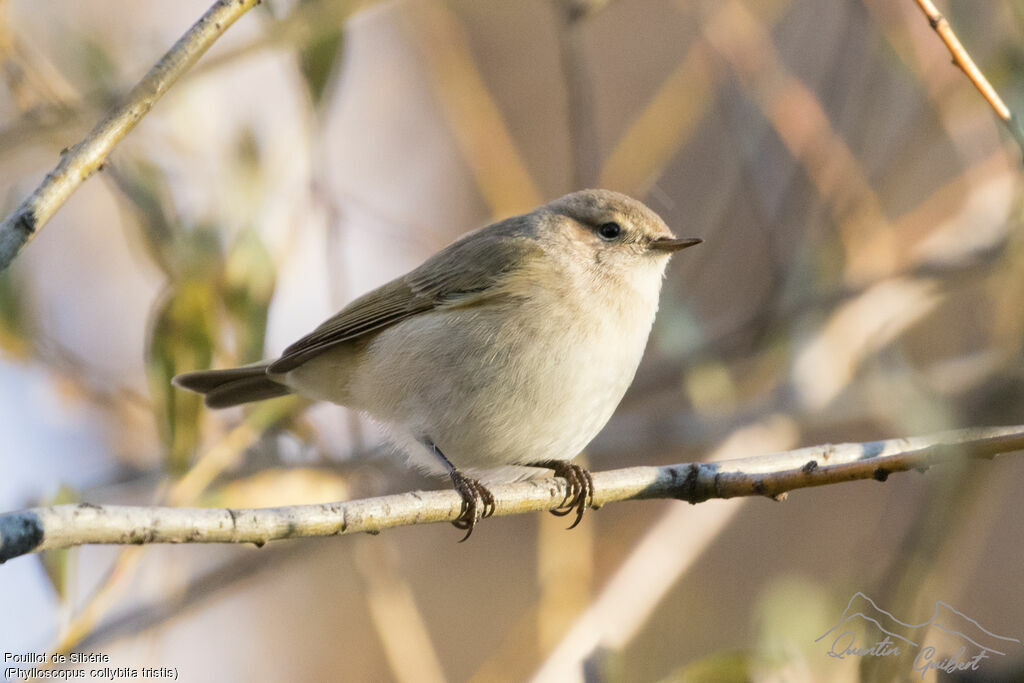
[173,364,292,408]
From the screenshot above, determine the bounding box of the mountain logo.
[814,592,1021,677]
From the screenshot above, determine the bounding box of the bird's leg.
[526,459,594,529]
[429,441,495,541]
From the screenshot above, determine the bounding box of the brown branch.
[0,0,262,271]
[2,425,1023,563]
[911,0,1024,158]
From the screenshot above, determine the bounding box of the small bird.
[174,189,700,538]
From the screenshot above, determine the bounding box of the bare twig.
[0,0,262,271]
[554,0,600,189]
[405,1,542,216]
[354,538,447,683]
[911,0,1024,157]
[77,543,304,650]
[51,547,145,654]
[49,405,282,653]
[698,0,896,285]
[2,425,1023,563]
[532,415,797,682]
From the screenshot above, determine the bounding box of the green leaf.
[223,229,276,363]
[146,279,216,473]
[176,224,224,281]
[106,159,180,277]
[77,35,120,106]
[296,0,344,105]
[0,267,32,359]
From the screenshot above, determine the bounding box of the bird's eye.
[597,222,622,240]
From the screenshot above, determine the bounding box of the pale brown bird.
[175,189,701,538]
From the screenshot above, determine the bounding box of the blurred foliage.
[109,152,281,471]
[295,0,344,106]
[140,219,282,472]
[751,577,835,679]
[664,651,751,683]
[202,467,350,508]
[0,267,31,359]
[224,228,276,364]
[74,35,120,108]
[37,484,79,602]
[106,159,182,277]
[146,276,216,474]
[3,0,1024,680]
[243,394,307,432]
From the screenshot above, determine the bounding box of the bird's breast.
[340,262,666,471]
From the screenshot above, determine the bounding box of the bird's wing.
[268,218,540,373]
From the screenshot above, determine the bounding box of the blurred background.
[1,0,1023,680]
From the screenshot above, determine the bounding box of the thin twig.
[911,0,1024,157]
[354,538,447,683]
[554,0,600,189]
[532,415,796,682]
[405,1,542,216]
[699,0,896,285]
[76,543,303,650]
[51,547,145,654]
[2,425,1022,563]
[48,404,285,654]
[0,0,262,271]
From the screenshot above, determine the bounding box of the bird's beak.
[649,237,702,253]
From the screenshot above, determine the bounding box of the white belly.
[282,249,668,478]
[342,286,660,475]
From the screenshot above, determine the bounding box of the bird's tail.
[173,363,292,408]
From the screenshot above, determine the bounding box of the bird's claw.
[534,461,594,529]
[449,470,496,541]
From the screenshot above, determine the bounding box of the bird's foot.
[449,469,496,542]
[529,460,594,529]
